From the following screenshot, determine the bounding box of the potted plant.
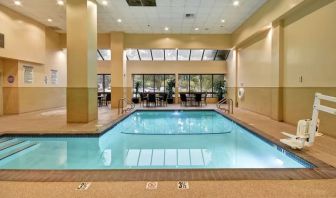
[132,81,141,104]
[214,80,227,101]
[166,79,175,104]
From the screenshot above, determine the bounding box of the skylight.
[97,49,111,61]
[178,50,191,61]
[126,0,156,6]
[125,49,231,61]
[138,49,152,60]
[152,49,164,60]
[190,50,204,61]
[165,49,177,61]
[126,49,140,60]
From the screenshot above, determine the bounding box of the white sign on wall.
[23,66,33,84]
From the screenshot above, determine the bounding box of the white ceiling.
[0,0,268,34]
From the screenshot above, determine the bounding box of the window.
[50,70,58,85]
[177,50,190,61]
[178,74,225,98]
[23,66,33,84]
[97,74,111,93]
[126,49,230,61]
[97,49,111,61]
[138,49,152,61]
[151,49,164,61]
[164,49,177,61]
[190,50,203,61]
[132,74,176,97]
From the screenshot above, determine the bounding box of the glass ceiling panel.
[97,50,103,60]
[215,50,226,60]
[165,49,177,61]
[126,49,140,60]
[99,49,111,60]
[178,50,190,61]
[190,50,204,61]
[138,49,152,60]
[203,50,217,61]
[151,49,164,61]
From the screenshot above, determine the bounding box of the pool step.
[0,139,25,151]
[0,142,37,160]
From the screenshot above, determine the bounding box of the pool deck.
[1,104,336,197]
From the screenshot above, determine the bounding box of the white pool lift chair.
[280,93,336,150]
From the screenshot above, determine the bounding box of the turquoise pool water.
[0,110,312,169]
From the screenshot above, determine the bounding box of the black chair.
[106,93,111,106]
[140,93,147,107]
[180,93,188,106]
[194,93,202,106]
[160,93,168,107]
[147,93,157,107]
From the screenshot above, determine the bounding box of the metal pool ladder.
[118,98,135,114]
[217,98,234,114]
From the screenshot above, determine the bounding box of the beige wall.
[0,58,3,115]
[125,34,232,49]
[0,5,45,63]
[282,0,336,137]
[231,0,336,136]
[0,5,67,114]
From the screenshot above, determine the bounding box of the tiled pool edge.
[0,109,336,181]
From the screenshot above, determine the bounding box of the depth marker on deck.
[177,181,189,190]
[146,182,158,190]
[76,182,91,191]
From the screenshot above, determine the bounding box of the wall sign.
[0,33,4,48]
[7,75,15,84]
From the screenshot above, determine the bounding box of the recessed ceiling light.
[164,27,169,31]
[233,0,240,7]
[194,27,199,31]
[102,0,108,6]
[14,0,22,6]
[47,18,53,22]
[57,0,64,6]
[221,19,226,23]
[117,18,122,23]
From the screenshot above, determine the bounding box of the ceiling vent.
[185,13,195,19]
[0,33,4,48]
[126,0,156,6]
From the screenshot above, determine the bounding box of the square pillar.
[66,0,97,123]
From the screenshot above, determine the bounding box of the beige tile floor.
[1,104,336,197]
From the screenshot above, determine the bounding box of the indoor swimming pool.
[0,110,313,169]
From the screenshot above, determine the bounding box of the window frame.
[178,74,225,98]
[97,74,111,94]
[132,74,176,97]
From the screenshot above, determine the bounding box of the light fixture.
[47,18,53,22]
[164,27,169,31]
[102,0,108,6]
[221,19,225,23]
[14,0,22,6]
[194,27,199,31]
[57,0,64,6]
[117,18,122,23]
[233,0,240,7]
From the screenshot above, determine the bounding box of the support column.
[270,21,284,121]
[66,0,97,123]
[110,32,125,108]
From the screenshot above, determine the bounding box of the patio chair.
[160,93,168,107]
[180,93,188,106]
[140,93,147,107]
[147,93,157,107]
[194,93,202,107]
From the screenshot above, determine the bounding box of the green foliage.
[134,81,141,98]
[213,80,227,100]
[167,79,176,99]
